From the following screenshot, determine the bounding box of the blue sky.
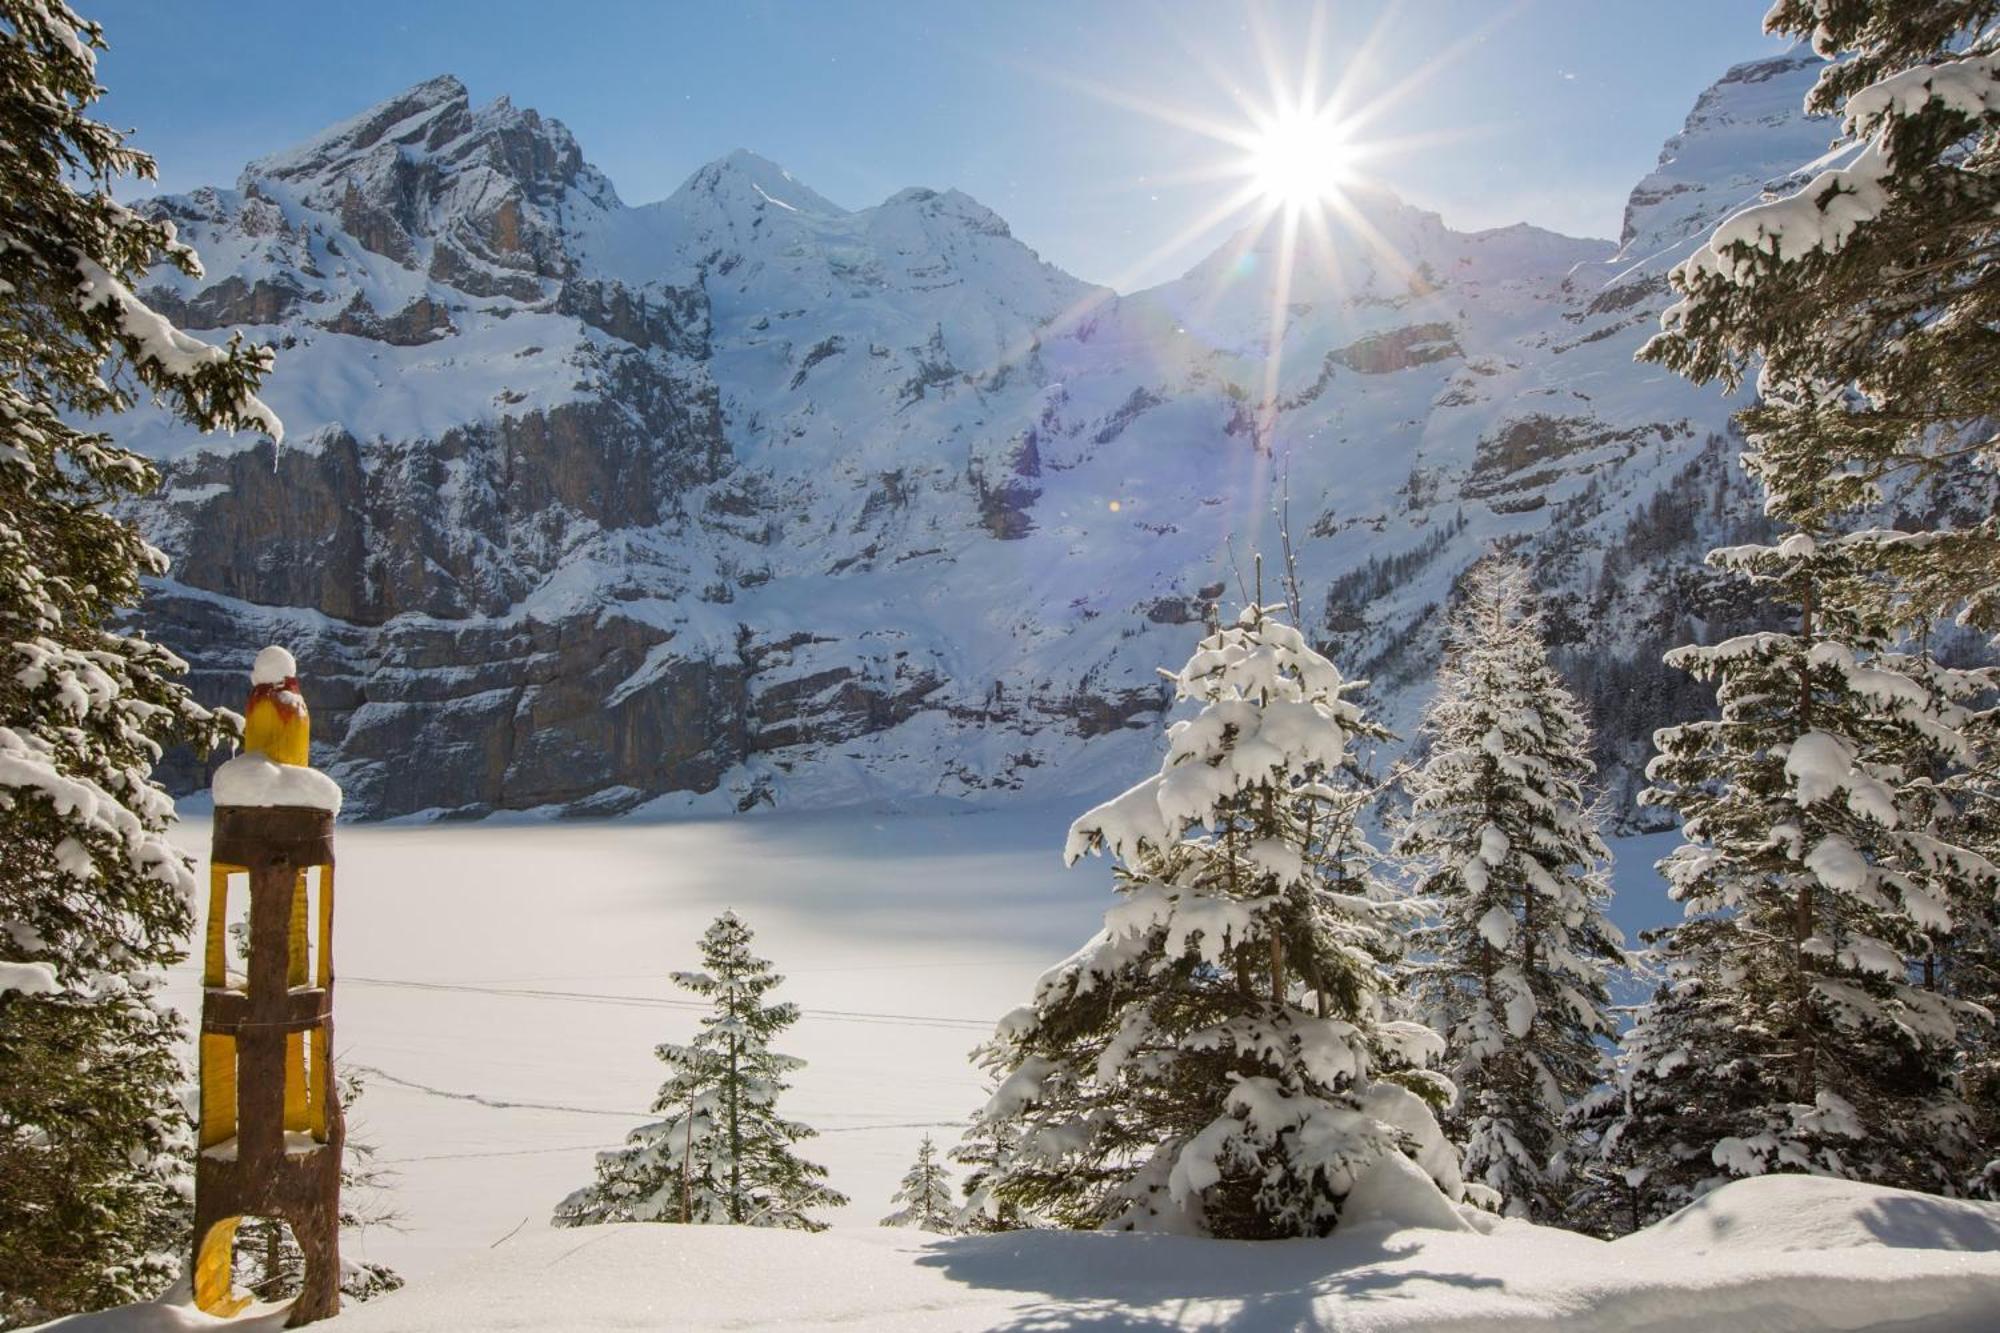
[88,1,1789,289]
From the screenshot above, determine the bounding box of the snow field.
[161,804,1106,1276]
[325,1176,2000,1332]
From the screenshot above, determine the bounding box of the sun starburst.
[989,0,1516,496]
[1244,105,1360,212]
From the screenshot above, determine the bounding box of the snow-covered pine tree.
[1883,629,2000,1197]
[552,912,846,1231]
[1635,1,2000,1211]
[232,1073,404,1303]
[949,1100,1032,1233]
[1641,1,2000,632]
[1582,524,1996,1227]
[0,3,280,1321]
[1395,557,1623,1220]
[1563,924,1732,1236]
[1957,889,2000,1194]
[880,1135,954,1233]
[972,602,1461,1239]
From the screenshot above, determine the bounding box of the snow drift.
[34,1176,2000,1331]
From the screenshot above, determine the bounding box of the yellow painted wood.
[317,864,333,987]
[199,1033,237,1149]
[311,863,333,1139]
[204,865,233,988]
[289,868,309,986]
[193,1217,249,1317]
[283,868,311,1131]
[285,1031,308,1132]
[243,694,310,765]
[309,1026,329,1140]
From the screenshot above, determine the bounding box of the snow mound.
[1630,1173,2000,1256]
[0,960,59,996]
[45,1175,1993,1332]
[27,1280,288,1333]
[1340,1146,1477,1233]
[211,753,343,814]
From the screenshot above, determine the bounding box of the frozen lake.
[162,805,1680,1278]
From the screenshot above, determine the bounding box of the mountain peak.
[669,149,845,218]
[243,74,612,208]
[1616,45,1833,257]
[230,74,619,287]
[246,75,470,185]
[874,185,1013,238]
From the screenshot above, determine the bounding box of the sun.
[1246,108,1358,211]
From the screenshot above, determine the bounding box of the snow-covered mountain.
[124,53,1838,820]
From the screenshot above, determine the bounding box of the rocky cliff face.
[122,55,1845,820]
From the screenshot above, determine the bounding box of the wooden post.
[192,804,343,1326]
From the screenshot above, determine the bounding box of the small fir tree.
[1565,919,1746,1235]
[881,1135,955,1233]
[0,3,279,1321]
[553,913,846,1231]
[950,1101,1032,1233]
[973,602,1461,1238]
[1395,557,1624,1220]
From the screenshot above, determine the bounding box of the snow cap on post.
[251,644,298,686]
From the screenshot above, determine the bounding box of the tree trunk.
[264,1223,283,1299]
[1794,881,1816,1104]
[681,1102,693,1224]
[1794,587,1817,1106]
[728,1019,742,1225]
[1520,873,1536,1039]
[1261,785,1284,1005]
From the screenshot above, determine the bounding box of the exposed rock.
[1331,322,1463,374]
[144,275,307,330]
[324,293,456,345]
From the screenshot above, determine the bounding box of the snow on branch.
[1661,53,1997,313]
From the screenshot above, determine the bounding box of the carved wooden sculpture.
[193,648,344,1325]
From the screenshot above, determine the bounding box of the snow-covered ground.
[155,807,1695,1280]
[38,1175,2000,1331]
[15,810,1980,1330]
[293,1175,2000,1330]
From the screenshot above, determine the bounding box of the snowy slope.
[120,52,1836,820]
[35,1175,2000,1330]
[1618,49,1845,260]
